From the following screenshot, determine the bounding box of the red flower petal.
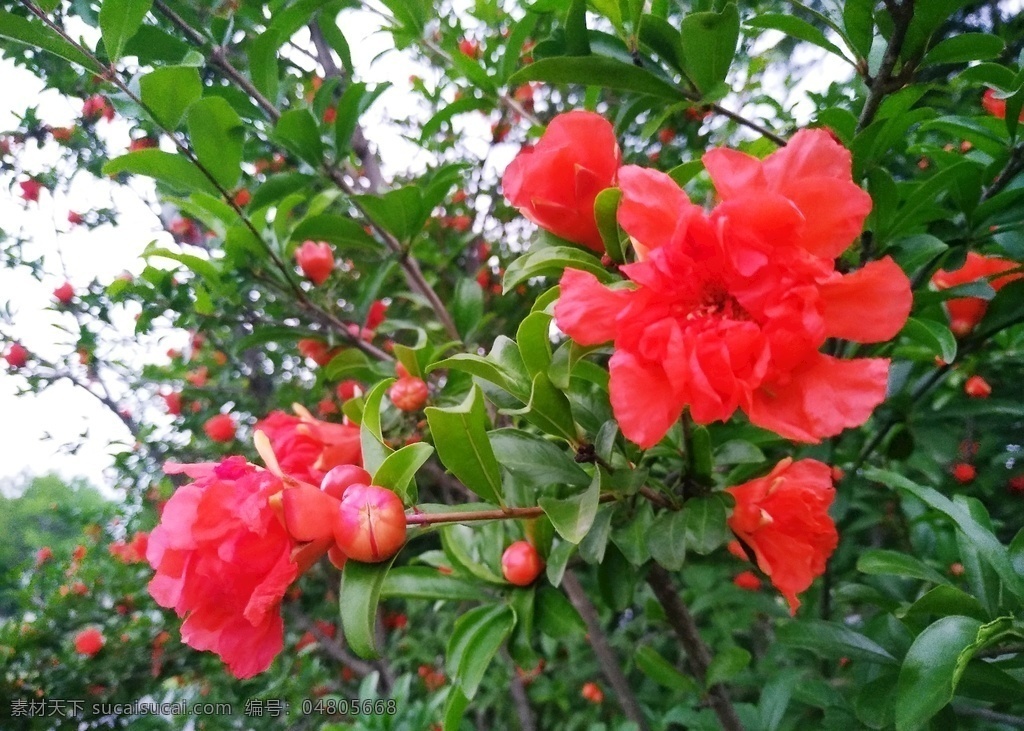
[820,257,911,342]
[617,165,699,259]
[608,351,684,448]
[746,353,889,442]
[554,269,631,346]
[282,484,340,541]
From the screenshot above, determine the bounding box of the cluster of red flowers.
[505,111,912,448]
[146,418,406,677]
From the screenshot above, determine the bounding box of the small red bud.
[501,541,544,586]
[333,484,406,563]
[389,377,429,411]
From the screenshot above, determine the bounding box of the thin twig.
[646,564,744,731]
[858,0,915,131]
[406,494,617,526]
[561,570,651,731]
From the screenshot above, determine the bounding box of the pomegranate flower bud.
[295,241,335,286]
[389,377,429,412]
[333,484,406,563]
[501,541,544,586]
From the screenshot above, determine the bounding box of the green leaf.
[895,616,983,730]
[714,440,765,465]
[857,549,952,586]
[978,279,1024,338]
[334,81,367,154]
[425,385,504,505]
[539,471,600,543]
[452,278,484,341]
[446,605,516,699]
[706,646,751,687]
[290,213,378,251]
[249,172,314,211]
[842,0,874,59]
[921,33,1004,67]
[103,150,218,196]
[647,510,687,571]
[901,585,988,623]
[355,187,425,242]
[143,246,221,290]
[360,379,395,475]
[516,311,553,378]
[372,442,433,503]
[565,0,590,55]
[536,585,586,639]
[746,13,850,62]
[503,246,613,292]
[508,56,684,100]
[900,317,957,363]
[867,468,1024,600]
[381,566,482,601]
[187,97,244,189]
[594,187,624,263]
[273,109,324,166]
[139,66,202,129]
[99,0,151,62]
[679,3,739,95]
[683,494,729,555]
[488,429,590,488]
[339,556,398,659]
[635,646,699,692]
[0,10,103,73]
[777,619,898,666]
[248,30,281,104]
[505,372,578,442]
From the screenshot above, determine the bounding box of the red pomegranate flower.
[19,179,43,202]
[554,128,910,447]
[963,375,991,398]
[726,458,838,614]
[982,88,1024,121]
[54,282,75,304]
[502,110,621,253]
[254,406,361,486]
[295,241,335,285]
[147,458,299,678]
[931,252,1022,336]
[74,627,105,656]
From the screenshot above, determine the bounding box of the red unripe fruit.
[19,179,42,202]
[5,343,29,368]
[949,562,965,577]
[320,465,373,500]
[366,299,388,330]
[51,126,74,142]
[395,361,410,379]
[964,375,991,398]
[389,377,429,412]
[733,570,761,591]
[336,380,360,400]
[581,681,604,704]
[203,413,236,443]
[298,338,334,367]
[161,391,182,416]
[1008,475,1024,494]
[952,463,976,484]
[317,397,338,416]
[54,282,74,304]
[333,484,406,563]
[295,241,335,285]
[232,188,251,207]
[658,127,675,145]
[36,547,52,565]
[323,107,337,124]
[68,211,84,225]
[501,541,544,586]
[458,38,480,58]
[74,628,105,656]
[128,136,157,152]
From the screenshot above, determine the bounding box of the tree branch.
[561,570,650,731]
[858,0,915,131]
[646,564,744,731]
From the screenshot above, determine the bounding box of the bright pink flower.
[147,458,298,678]
[255,407,361,486]
[74,627,105,656]
[555,129,910,447]
[931,252,1022,336]
[727,458,838,614]
[502,111,621,252]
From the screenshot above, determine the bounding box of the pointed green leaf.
[539,471,600,543]
[139,66,202,129]
[339,555,398,659]
[187,96,244,189]
[360,379,395,475]
[372,442,433,503]
[100,0,152,62]
[425,385,503,505]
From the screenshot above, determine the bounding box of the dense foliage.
[2,0,1024,729]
